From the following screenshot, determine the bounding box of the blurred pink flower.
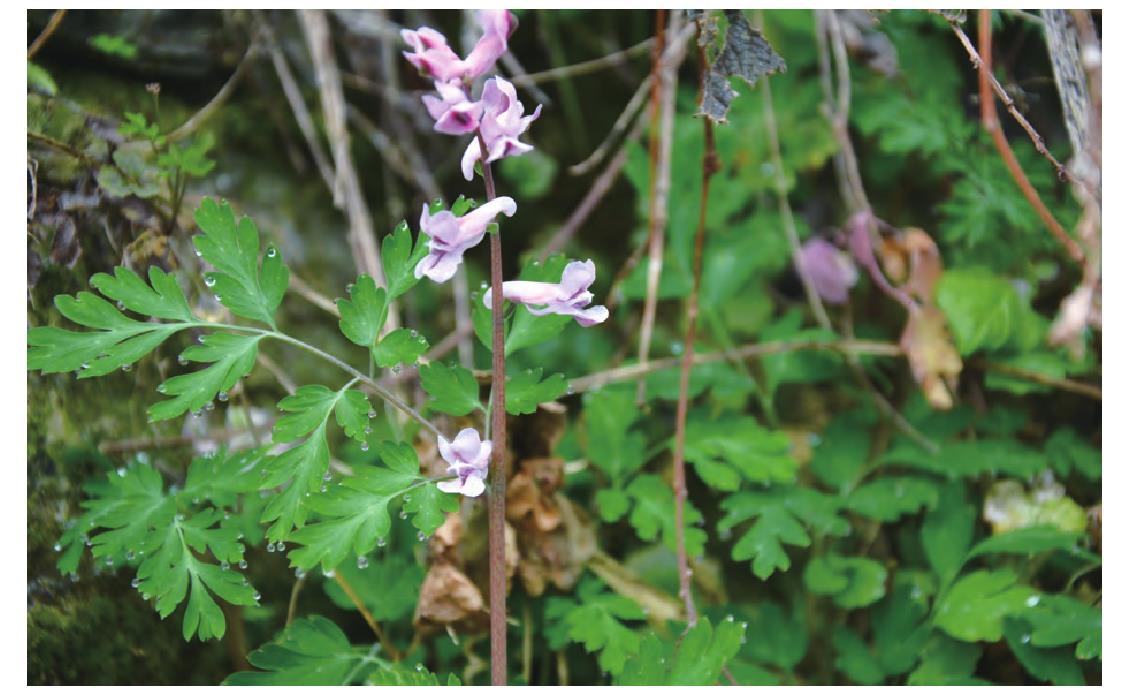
[436,428,491,498]
[797,237,859,304]
[484,259,609,327]
[415,196,518,283]
[461,76,542,180]
[402,9,514,84]
[422,80,482,135]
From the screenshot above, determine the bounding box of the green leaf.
[1017,594,1101,659]
[380,220,427,301]
[921,482,975,585]
[89,34,138,59]
[262,384,371,542]
[805,555,887,609]
[966,525,1089,562]
[28,60,57,95]
[371,328,428,369]
[685,415,798,491]
[935,570,1036,642]
[418,362,481,416]
[872,582,931,675]
[832,626,885,685]
[288,442,446,572]
[936,268,1040,355]
[626,475,706,557]
[149,333,261,421]
[846,476,939,522]
[616,617,747,685]
[881,438,1046,479]
[184,448,268,509]
[505,368,567,415]
[225,616,383,685]
[322,554,423,622]
[336,275,387,347]
[192,198,288,327]
[368,666,460,686]
[719,486,847,581]
[1046,427,1101,480]
[90,266,195,322]
[545,578,647,675]
[741,600,807,670]
[810,411,872,493]
[908,632,986,685]
[584,386,646,484]
[597,488,631,522]
[1004,619,1085,685]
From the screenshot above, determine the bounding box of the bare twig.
[567,338,902,394]
[982,362,1101,400]
[514,37,655,85]
[499,47,551,105]
[537,146,630,262]
[569,72,652,175]
[287,275,339,317]
[27,132,95,166]
[27,9,66,60]
[98,422,274,454]
[968,11,1084,267]
[943,12,1076,186]
[670,25,718,629]
[478,139,509,687]
[636,9,675,404]
[257,354,298,394]
[166,38,261,142]
[298,10,388,292]
[333,570,401,661]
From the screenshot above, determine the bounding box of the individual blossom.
[436,427,491,498]
[797,237,860,304]
[461,76,542,181]
[483,259,609,327]
[422,80,482,135]
[415,196,518,283]
[402,9,514,84]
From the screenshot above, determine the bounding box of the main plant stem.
[478,138,509,686]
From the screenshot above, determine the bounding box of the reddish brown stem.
[478,137,509,687]
[976,10,1084,266]
[671,29,719,629]
[28,9,66,60]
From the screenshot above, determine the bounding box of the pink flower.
[422,80,482,135]
[461,76,542,181]
[415,196,518,283]
[436,428,491,498]
[483,259,609,327]
[402,9,514,84]
[797,237,859,304]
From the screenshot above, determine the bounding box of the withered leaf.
[900,305,962,410]
[700,10,786,123]
[415,562,486,631]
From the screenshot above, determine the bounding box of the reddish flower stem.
[671,29,719,629]
[477,136,509,687]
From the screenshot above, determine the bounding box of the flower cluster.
[403,10,607,497]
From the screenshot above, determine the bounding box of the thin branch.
[97,422,275,454]
[287,275,340,317]
[514,36,655,85]
[27,9,66,60]
[286,574,305,625]
[567,338,902,394]
[943,13,1075,185]
[636,9,673,404]
[478,139,509,687]
[968,10,1084,267]
[298,10,387,294]
[27,131,95,166]
[333,570,401,661]
[257,353,298,394]
[671,24,718,629]
[499,47,552,104]
[569,72,651,175]
[166,38,261,142]
[982,362,1101,400]
[537,146,630,262]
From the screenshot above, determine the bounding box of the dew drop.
[120,364,130,372]
[131,577,140,589]
[116,467,127,477]
[364,426,372,435]
[204,275,216,288]
[323,569,335,578]
[141,592,150,600]
[80,362,91,370]
[53,542,62,552]
[1020,633,1031,644]
[194,249,202,258]
[126,550,136,561]
[320,484,328,493]
[322,471,332,482]
[266,542,276,553]
[1026,595,1040,607]
[204,401,215,412]
[276,541,285,552]
[253,591,262,601]
[399,511,408,520]
[260,468,268,478]
[357,556,369,569]
[69,573,80,582]
[116,301,126,311]
[191,408,202,418]
[417,531,428,542]
[217,391,229,402]
[376,537,386,548]
[213,294,222,302]
[239,559,248,570]
[346,284,354,294]
[360,442,369,452]
[266,247,278,258]
[176,513,185,522]
[295,567,306,579]
[221,561,230,571]
[367,409,377,419]
[105,557,114,567]
[157,383,169,394]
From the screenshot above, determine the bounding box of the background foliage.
[27,8,1100,685]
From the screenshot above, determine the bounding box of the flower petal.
[437,478,465,494]
[573,304,610,327]
[461,137,482,181]
[559,259,596,296]
[459,474,487,497]
[451,428,483,462]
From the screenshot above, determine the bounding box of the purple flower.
[436,428,491,498]
[461,76,542,181]
[483,259,609,327]
[797,237,859,304]
[415,196,518,283]
[402,9,514,84]
[422,80,482,135]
